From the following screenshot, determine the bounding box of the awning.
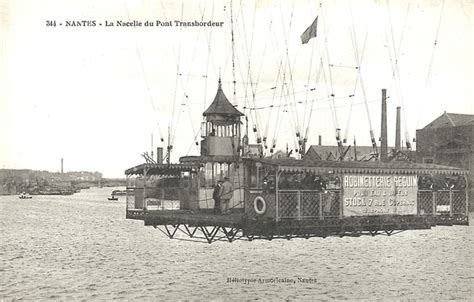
[243,158,469,176]
[125,163,202,176]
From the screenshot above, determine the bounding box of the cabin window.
[248,163,267,189]
[199,162,232,188]
[199,162,214,188]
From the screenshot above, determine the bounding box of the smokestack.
[395,106,401,152]
[156,147,163,164]
[380,89,388,162]
[61,158,63,174]
[318,135,322,146]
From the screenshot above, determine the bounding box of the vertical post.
[449,189,453,216]
[143,168,147,211]
[211,162,215,187]
[381,89,388,162]
[339,190,343,219]
[319,192,323,219]
[196,169,201,211]
[256,166,259,189]
[465,175,469,215]
[276,171,280,222]
[161,177,165,210]
[297,191,301,220]
[432,191,436,215]
[126,175,129,211]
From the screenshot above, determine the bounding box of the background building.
[416,112,474,210]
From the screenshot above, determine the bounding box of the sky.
[0,0,472,177]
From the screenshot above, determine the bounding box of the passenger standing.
[219,177,233,215]
[213,180,222,214]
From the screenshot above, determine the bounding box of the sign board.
[343,174,418,216]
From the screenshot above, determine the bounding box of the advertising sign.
[343,174,418,216]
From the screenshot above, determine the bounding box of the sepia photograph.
[1,0,473,300]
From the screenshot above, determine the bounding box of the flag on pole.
[300,16,318,44]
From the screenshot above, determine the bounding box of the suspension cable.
[426,0,446,86]
[124,1,164,142]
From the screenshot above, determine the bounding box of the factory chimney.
[61,158,64,174]
[318,135,322,146]
[395,106,401,152]
[156,147,163,164]
[380,89,388,162]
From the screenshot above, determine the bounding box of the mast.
[354,136,358,161]
[151,133,154,159]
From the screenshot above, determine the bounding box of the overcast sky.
[1,0,472,177]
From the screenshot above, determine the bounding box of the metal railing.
[126,186,182,211]
[276,189,467,221]
[418,190,467,216]
[278,190,341,220]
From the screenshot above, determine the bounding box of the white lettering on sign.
[343,174,418,216]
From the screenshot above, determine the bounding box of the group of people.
[212,177,233,215]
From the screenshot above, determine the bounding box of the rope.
[304,59,323,142]
[385,0,412,148]
[278,1,301,154]
[171,6,210,150]
[344,29,368,143]
[320,2,340,136]
[200,2,215,111]
[347,0,373,146]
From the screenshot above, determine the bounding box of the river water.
[1,187,473,300]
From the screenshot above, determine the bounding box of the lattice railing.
[452,191,467,214]
[417,190,434,215]
[277,190,467,220]
[279,192,299,219]
[126,188,135,211]
[301,191,321,218]
[436,190,451,214]
[278,190,341,220]
[417,190,467,216]
[321,191,341,218]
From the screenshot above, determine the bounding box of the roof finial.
[218,68,222,89]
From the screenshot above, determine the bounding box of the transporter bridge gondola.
[125,158,469,244]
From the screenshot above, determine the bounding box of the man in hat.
[219,177,233,215]
[212,180,222,214]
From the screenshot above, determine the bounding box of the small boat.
[108,195,118,201]
[19,192,32,199]
[111,190,127,196]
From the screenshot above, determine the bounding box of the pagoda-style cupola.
[201,78,243,158]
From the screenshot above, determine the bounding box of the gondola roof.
[243,158,468,175]
[203,79,244,117]
[125,163,201,176]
